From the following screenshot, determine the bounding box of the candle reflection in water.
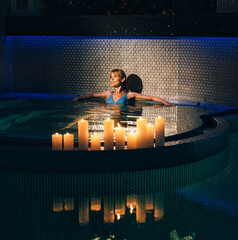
[53,193,164,224]
[79,197,89,225]
[104,196,114,223]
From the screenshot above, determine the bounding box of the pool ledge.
[0,117,230,173]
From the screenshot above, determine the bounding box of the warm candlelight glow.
[117,213,120,220]
[127,130,137,149]
[52,133,62,150]
[137,117,147,148]
[78,119,88,150]
[155,116,165,147]
[104,118,114,150]
[130,205,133,214]
[146,123,154,148]
[91,132,101,150]
[63,132,74,150]
[115,123,125,150]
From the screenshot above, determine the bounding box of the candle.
[155,116,165,147]
[127,130,137,149]
[63,133,74,150]
[137,117,147,148]
[115,123,125,150]
[52,133,62,150]
[78,119,88,150]
[91,133,101,150]
[104,118,114,150]
[146,124,154,148]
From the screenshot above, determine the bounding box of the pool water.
[0,132,237,240]
[0,98,216,142]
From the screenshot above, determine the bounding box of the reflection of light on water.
[91,197,101,211]
[64,198,74,211]
[53,197,63,212]
[130,205,133,214]
[53,193,165,224]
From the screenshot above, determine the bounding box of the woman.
[73,69,175,106]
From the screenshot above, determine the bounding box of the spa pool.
[0,93,238,240]
[0,94,224,145]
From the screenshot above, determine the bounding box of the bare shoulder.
[93,90,112,98]
[127,91,138,99]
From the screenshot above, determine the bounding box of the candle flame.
[81,119,84,122]
[55,133,58,136]
[148,123,151,127]
[117,213,120,220]
[94,132,97,136]
[66,132,69,135]
[130,204,133,214]
[117,123,121,128]
[107,118,110,121]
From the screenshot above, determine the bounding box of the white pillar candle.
[63,133,74,150]
[155,116,165,147]
[52,133,62,150]
[78,119,88,150]
[127,130,137,149]
[91,133,101,150]
[146,124,154,148]
[104,118,114,150]
[137,117,147,148]
[115,123,125,150]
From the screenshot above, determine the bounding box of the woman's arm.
[73,91,112,101]
[127,92,175,106]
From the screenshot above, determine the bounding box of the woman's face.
[110,72,125,88]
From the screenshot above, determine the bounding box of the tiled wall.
[3,36,238,106]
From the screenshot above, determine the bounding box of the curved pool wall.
[1,36,238,107]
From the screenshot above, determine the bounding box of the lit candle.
[137,117,147,148]
[91,133,101,150]
[63,133,74,150]
[127,130,137,149]
[115,123,125,150]
[52,133,62,150]
[146,124,154,148]
[78,119,88,150]
[104,118,114,150]
[155,116,165,147]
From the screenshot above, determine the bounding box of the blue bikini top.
[106,93,128,104]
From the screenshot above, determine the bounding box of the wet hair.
[125,74,143,93]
